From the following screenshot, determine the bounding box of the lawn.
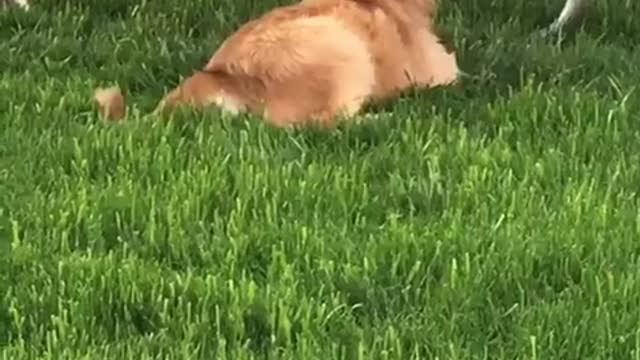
[1,0,639,358]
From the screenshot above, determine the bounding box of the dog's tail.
[93,86,172,121]
[94,87,127,121]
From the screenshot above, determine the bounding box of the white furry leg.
[542,0,590,36]
[15,0,29,9]
[0,0,30,10]
[1,0,29,10]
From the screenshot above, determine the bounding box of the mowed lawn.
[1,0,640,358]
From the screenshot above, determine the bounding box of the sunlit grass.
[1,0,640,358]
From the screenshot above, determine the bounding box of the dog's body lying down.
[95,0,459,127]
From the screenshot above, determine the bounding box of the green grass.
[1,0,640,358]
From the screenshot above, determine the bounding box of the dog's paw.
[94,87,126,121]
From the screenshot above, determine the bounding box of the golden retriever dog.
[95,0,460,127]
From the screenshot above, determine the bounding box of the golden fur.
[95,0,459,127]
